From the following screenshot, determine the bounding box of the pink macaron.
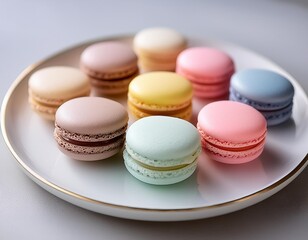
[54,97,128,161]
[176,47,235,99]
[80,41,139,95]
[197,101,267,164]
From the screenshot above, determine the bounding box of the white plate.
[1,36,308,221]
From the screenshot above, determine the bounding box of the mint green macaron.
[123,116,201,185]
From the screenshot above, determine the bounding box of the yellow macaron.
[128,71,193,120]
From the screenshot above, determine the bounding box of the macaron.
[229,69,295,126]
[133,27,187,72]
[197,101,267,164]
[123,116,201,185]
[80,41,138,95]
[128,71,193,120]
[176,47,235,99]
[54,97,128,161]
[28,66,91,121]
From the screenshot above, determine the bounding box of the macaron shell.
[176,47,235,79]
[28,66,91,102]
[125,144,200,168]
[124,150,197,185]
[230,69,294,104]
[80,41,138,76]
[198,101,267,146]
[128,71,193,107]
[126,116,200,162]
[55,97,128,135]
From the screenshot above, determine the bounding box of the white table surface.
[1,0,308,239]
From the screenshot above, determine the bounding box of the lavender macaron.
[54,97,128,161]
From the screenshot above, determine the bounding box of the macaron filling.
[55,120,127,155]
[176,66,234,84]
[229,88,293,111]
[204,139,266,160]
[59,133,125,147]
[198,125,266,161]
[123,150,199,180]
[55,123,127,142]
[128,100,192,115]
[128,93,192,111]
[197,123,267,149]
[81,65,138,80]
[125,144,200,168]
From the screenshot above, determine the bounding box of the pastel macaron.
[124,116,201,185]
[133,27,187,72]
[176,47,235,99]
[28,66,91,120]
[229,69,295,126]
[197,101,267,164]
[128,71,193,120]
[80,41,139,95]
[54,97,128,161]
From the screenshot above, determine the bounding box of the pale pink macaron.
[197,101,267,164]
[54,97,128,161]
[80,41,139,95]
[176,47,235,99]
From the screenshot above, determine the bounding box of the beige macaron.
[28,66,91,120]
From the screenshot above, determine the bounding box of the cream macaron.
[28,66,91,120]
[133,27,187,72]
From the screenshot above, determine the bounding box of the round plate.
[1,36,308,221]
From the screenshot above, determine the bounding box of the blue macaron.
[229,69,294,126]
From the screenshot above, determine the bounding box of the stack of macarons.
[26,27,297,186]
